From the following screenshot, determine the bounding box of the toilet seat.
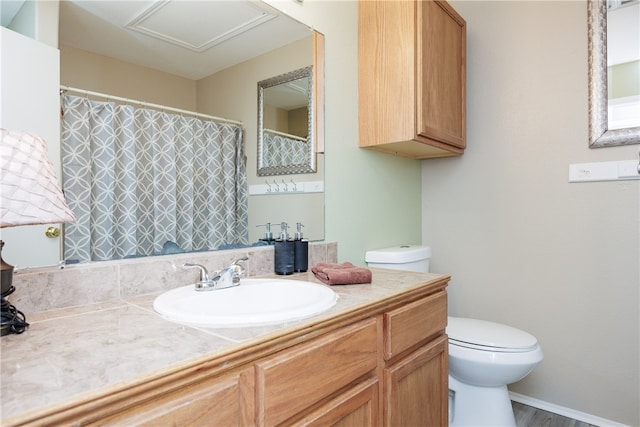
[449,339,538,353]
[447,317,539,353]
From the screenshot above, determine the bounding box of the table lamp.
[1,129,76,336]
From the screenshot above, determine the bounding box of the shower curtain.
[263,130,309,167]
[61,94,248,263]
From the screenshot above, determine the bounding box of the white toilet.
[365,245,544,427]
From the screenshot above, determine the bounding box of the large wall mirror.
[257,66,316,176]
[4,0,325,268]
[588,0,640,147]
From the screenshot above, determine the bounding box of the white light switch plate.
[569,160,640,182]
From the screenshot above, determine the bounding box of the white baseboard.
[509,392,630,427]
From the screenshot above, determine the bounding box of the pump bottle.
[274,222,294,275]
[257,222,275,245]
[293,222,308,272]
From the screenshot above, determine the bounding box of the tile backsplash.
[9,242,337,314]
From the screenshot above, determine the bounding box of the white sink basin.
[153,278,338,328]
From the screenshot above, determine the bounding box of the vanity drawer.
[255,318,378,426]
[383,290,447,360]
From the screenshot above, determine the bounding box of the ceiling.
[57,0,311,80]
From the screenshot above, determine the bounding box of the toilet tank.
[365,245,431,272]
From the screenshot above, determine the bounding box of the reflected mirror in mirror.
[3,0,325,268]
[588,0,640,147]
[258,66,316,176]
[607,0,640,130]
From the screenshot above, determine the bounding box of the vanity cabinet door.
[383,335,448,427]
[96,367,255,427]
[383,290,447,360]
[382,289,448,426]
[255,318,378,426]
[358,0,466,159]
[297,378,380,427]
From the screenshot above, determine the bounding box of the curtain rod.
[60,85,243,126]
[264,128,308,142]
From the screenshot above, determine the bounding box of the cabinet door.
[358,0,466,158]
[416,0,466,149]
[383,335,448,427]
[358,0,415,147]
[297,379,379,427]
[96,368,255,426]
[383,290,447,360]
[256,319,378,426]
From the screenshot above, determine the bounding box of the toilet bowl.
[447,316,544,426]
[364,246,544,427]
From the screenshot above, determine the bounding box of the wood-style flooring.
[513,402,599,427]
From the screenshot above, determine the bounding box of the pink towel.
[311,262,372,285]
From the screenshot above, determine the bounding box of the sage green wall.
[265,0,423,265]
[424,2,639,425]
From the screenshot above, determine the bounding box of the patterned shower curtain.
[61,94,248,263]
[263,130,309,167]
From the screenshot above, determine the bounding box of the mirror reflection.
[18,0,325,265]
[606,0,640,130]
[258,66,316,176]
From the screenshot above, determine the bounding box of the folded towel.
[311,262,372,285]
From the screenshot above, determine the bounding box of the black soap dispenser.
[294,222,308,272]
[274,222,294,275]
[257,222,275,245]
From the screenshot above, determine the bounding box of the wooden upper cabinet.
[358,0,466,159]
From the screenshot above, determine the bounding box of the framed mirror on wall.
[257,66,316,176]
[588,0,640,147]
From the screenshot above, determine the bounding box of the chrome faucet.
[182,257,248,291]
[182,263,210,283]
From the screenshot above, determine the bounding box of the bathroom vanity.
[1,268,448,426]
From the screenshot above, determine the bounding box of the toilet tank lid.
[447,317,538,350]
[365,245,431,264]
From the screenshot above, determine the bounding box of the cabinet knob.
[45,226,61,238]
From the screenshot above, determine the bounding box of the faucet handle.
[182,263,210,282]
[232,256,249,267]
[229,257,248,279]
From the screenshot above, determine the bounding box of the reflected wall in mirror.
[258,66,316,176]
[2,0,325,268]
[588,0,640,147]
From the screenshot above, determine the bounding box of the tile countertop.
[0,268,449,424]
